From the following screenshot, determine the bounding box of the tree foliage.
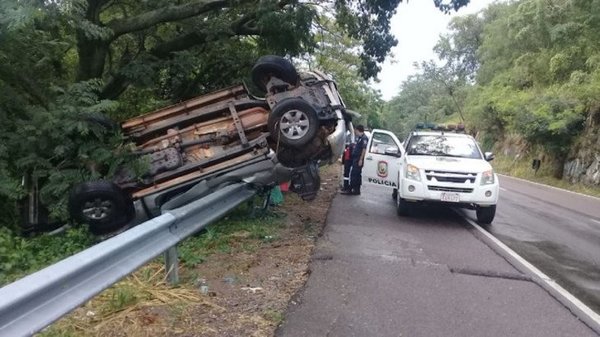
[0,0,469,230]
[302,17,384,128]
[384,0,600,175]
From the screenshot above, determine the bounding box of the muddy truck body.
[59,56,354,234]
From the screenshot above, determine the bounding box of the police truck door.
[363,129,403,190]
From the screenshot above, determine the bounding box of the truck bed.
[116,85,273,198]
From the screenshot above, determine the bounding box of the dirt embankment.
[173,166,339,336]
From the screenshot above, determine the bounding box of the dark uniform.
[350,133,368,194]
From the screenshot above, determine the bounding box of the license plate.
[441,193,460,203]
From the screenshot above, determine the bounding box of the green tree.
[382,73,445,138]
[0,0,471,229]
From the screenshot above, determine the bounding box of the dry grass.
[39,263,221,337]
[38,164,341,337]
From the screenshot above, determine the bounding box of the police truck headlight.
[481,170,495,185]
[406,164,421,181]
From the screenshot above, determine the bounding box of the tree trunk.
[100,74,130,100]
[76,34,109,81]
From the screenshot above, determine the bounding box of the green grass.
[0,226,96,286]
[263,308,285,325]
[7,195,290,337]
[0,195,283,286]
[178,202,284,269]
[38,329,79,337]
[105,284,142,313]
[492,154,600,198]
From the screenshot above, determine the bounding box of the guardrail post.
[165,246,179,285]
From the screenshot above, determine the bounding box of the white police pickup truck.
[362,126,499,224]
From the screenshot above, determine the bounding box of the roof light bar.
[413,122,467,133]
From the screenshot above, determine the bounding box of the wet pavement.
[277,185,598,337]
[481,175,600,313]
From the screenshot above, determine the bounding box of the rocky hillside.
[564,108,600,185]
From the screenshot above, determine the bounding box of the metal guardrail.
[0,183,256,337]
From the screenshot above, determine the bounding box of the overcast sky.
[372,0,497,101]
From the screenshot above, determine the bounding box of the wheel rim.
[279,109,310,140]
[82,198,113,220]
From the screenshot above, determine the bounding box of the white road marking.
[592,219,600,225]
[498,174,600,201]
[455,209,600,332]
[499,187,508,192]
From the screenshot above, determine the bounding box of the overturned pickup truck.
[66,56,354,234]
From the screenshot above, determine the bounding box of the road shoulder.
[277,186,598,337]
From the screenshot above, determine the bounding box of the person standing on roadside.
[341,136,354,193]
[342,125,368,195]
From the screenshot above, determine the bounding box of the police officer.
[342,125,368,195]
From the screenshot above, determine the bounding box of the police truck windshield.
[406,135,482,159]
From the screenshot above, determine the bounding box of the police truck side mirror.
[484,152,495,161]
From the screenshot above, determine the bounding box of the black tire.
[476,205,496,225]
[289,162,321,201]
[268,98,319,148]
[18,198,64,235]
[392,188,398,200]
[251,55,299,92]
[276,147,311,168]
[68,181,134,234]
[396,196,410,216]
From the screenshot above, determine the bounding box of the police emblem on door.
[377,161,388,178]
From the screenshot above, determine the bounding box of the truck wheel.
[392,188,398,200]
[269,98,319,148]
[277,147,309,168]
[396,196,410,216]
[251,55,299,92]
[476,205,496,225]
[289,162,321,201]
[69,181,134,234]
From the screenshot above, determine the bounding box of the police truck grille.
[425,170,476,183]
[428,186,474,193]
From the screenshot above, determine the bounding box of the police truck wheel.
[268,98,319,148]
[69,181,134,234]
[476,205,496,225]
[396,196,410,216]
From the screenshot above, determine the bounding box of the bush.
[0,226,95,285]
[0,80,145,229]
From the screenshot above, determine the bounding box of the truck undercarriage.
[22,56,354,235]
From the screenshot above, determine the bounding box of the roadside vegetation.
[0,198,280,287]
[0,0,468,235]
[36,166,339,337]
[492,154,600,198]
[0,227,96,285]
[381,0,600,194]
[19,200,284,336]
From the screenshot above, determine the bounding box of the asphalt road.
[277,185,597,337]
[472,175,600,314]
